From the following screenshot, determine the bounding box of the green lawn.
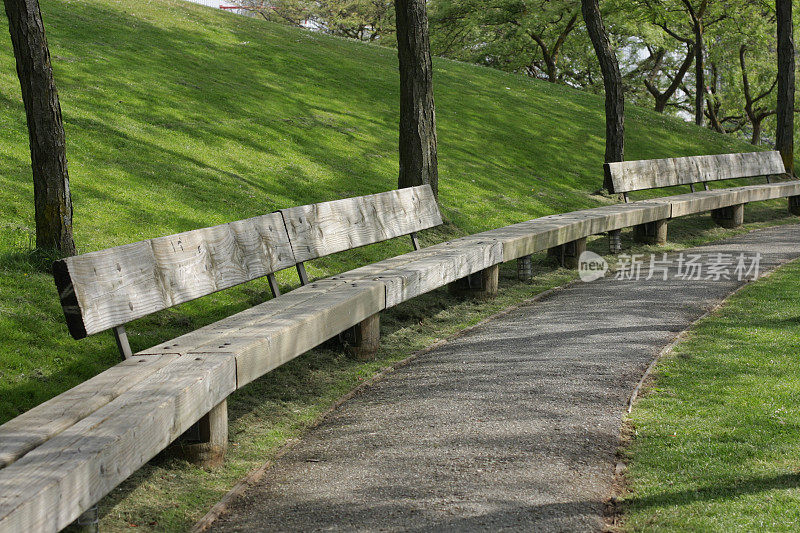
[623,259,800,532]
[0,0,795,530]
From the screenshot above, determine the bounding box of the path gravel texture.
[211,225,800,532]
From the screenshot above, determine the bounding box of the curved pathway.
[210,225,800,532]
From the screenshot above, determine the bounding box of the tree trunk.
[693,23,704,126]
[395,0,438,198]
[776,0,794,175]
[4,0,76,255]
[751,119,762,145]
[581,0,623,189]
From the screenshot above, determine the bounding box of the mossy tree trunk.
[4,0,76,255]
[776,0,794,176]
[581,0,623,189]
[395,0,438,199]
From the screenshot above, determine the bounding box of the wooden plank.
[0,355,177,470]
[537,203,671,236]
[137,281,350,356]
[53,212,295,339]
[0,355,236,533]
[281,185,442,263]
[665,181,800,217]
[372,242,503,307]
[605,151,786,193]
[188,280,386,387]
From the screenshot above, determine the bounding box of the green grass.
[623,259,800,532]
[0,0,796,530]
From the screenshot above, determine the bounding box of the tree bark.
[776,0,794,175]
[644,44,694,113]
[581,0,623,189]
[4,0,76,254]
[693,22,704,126]
[395,0,438,199]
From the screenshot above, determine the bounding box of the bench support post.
[711,204,744,228]
[448,264,500,298]
[267,273,281,298]
[72,504,99,533]
[548,237,587,269]
[112,325,133,360]
[789,196,800,216]
[178,399,228,468]
[608,230,622,254]
[410,231,420,251]
[296,262,309,285]
[517,254,533,281]
[633,220,667,245]
[343,313,380,360]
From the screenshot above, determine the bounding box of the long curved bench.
[1,152,798,532]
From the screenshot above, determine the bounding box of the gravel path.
[211,225,800,532]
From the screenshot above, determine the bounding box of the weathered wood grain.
[137,281,351,357]
[665,180,800,217]
[0,355,176,470]
[53,212,296,339]
[0,355,236,533]
[280,185,442,263]
[328,238,503,307]
[189,280,385,387]
[605,151,786,193]
[472,203,669,262]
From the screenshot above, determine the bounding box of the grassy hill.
[0,0,779,529]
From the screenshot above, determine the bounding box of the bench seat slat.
[140,279,385,387]
[281,185,442,263]
[0,355,177,470]
[187,280,385,387]
[137,281,352,357]
[53,212,295,339]
[0,355,236,533]
[605,151,786,194]
[655,180,800,218]
[326,238,503,307]
[473,202,670,261]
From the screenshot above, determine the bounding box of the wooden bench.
[604,151,799,245]
[3,185,505,532]
[472,151,798,280]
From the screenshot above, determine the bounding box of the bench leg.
[448,264,500,298]
[789,196,800,216]
[633,220,667,245]
[711,203,744,228]
[517,255,533,281]
[178,399,228,468]
[548,237,587,269]
[608,230,622,254]
[72,504,99,532]
[343,313,380,361]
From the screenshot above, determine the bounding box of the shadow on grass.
[626,472,800,511]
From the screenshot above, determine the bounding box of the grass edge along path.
[621,253,800,532]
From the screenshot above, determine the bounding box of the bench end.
[53,259,88,340]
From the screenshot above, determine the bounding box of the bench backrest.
[53,185,441,340]
[280,185,442,262]
[53,213,296,339]
[604,151,787,194]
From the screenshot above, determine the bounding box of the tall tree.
[641,44,695,113]
[581,0,623,188]
[776,0,794,175]
[430,0,586,85]
[395,0,439,198]
[4,0,76,254]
